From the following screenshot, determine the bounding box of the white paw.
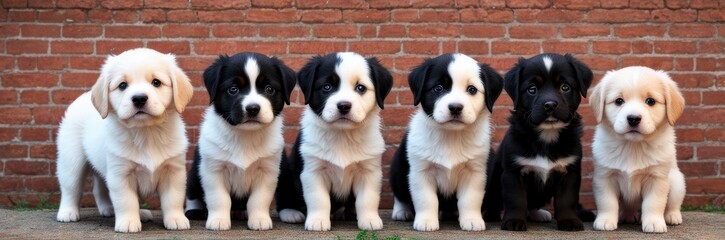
[57,208,80,222]
[665,211,682,225]
[98,207,114,217]
[115,218,142,233]
[459,217,485,231]
[279,209,305,223]
[248,217,273,231]
[164,214,190,230]
[528,209,552,222]
[205,217,231,231]
[357,215,383,230]
[391,208,413,221]
[593,216,618,231]
[140,209,153,222]
[642,218,667,233]
[413,217,439,232]
[305,216,331,231]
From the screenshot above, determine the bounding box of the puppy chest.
[515,155,576,183]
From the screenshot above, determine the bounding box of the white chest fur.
[515,155,576,183]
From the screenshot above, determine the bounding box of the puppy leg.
[592,172,620,231]
[93,173,114,218]
[301,170,332,231]
[56,155,89,222]
[246,170,277,231]
[456,171,485,231]
[391,197,413,221]
[641,176,670,233]
[106,164,142,233]
[665,169,685,225]
[201,166,233,231]
[500,171,528,231]
[409,171,439,231]
[157,158,190,230]
[353,163,383,231]
[553,170,584,231]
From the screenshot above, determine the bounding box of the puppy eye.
[152,79,161,87]
[527,86,537,95]
[561,84,570,92]
[355,84,367,94]
[228,86,239,95]
[433,85,444,93]
[645,97,656,106]
[322,84,332,92]
[615,98,624,106]
[264,85,275,95]
[119,82,128,91]
[467,86,477,95]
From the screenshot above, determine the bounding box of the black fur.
[483,53,594,231]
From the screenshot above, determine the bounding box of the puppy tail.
[576,203,596,222]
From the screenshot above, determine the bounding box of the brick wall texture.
[0,0,723,209]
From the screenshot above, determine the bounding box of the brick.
[669,24,716,38]
[509,26,557,39]
[0,24,20,37]
[26,177,59,192]
[194,41,287,55]
[37,9,85,23]
[678,108,725,125]
[704,129,725,142]
[144,0,188,9]
[698,41,725,54]
[20,128,49,142]
[62,25,102,38]
[553,0,600,9]
[507,0,550,8]
[300,10,342,23]
[251,0,292,8]
[140,9,166,23]
[8,10,36,22]
[342,10,388,23]
[542,41,588,54]
[614,25,665,38]
[686,178,725,194]
[670,73,715,88]
[630,0,664,9]
[70,56,105,70]
[162,25,208,38]
[631,41,653,54]
[561,25,610,38]
[167,10,198,22]
[51,89,85,104]
[20,24,60,37]
[674,57,694,71]
[703,91,725,105]
[88,9,113,23]
[458,41,489,55]
[5,160,49,175]
[600,0,629,8]
[651,9,698,22]
[100,0,143,9]
[515,9,585,23]
[690,0,718,9]
[2,0,28,8]
[587,9,650,23]
[665,0,689,8]
[262,25,310,38]
[695,58,716,71]
[622,57,673,70]
[31,107,65,124]
[3,73,58,88]
[460,9,513,23]
[491,41,540,55]
[96,40,143,55]
[51,41,94,54]
[593,41,630,54]
[289,41,346,55]
[313,25,355,38]
[105,26,161,38]
[411,0,454,8]
[0,177,24,192]
[409,24,460,38]
[7,40,48,54]
[418,9,459,22]
[403,41,439,55]
[698,8,725,22]
[147,41,190,55]
[29,144,56,159]
[61,72,97,87]
[349,41,400,54]
[17,57,35,70]
[247,9,300,23]
[20,90,49,104]
[654,41,697,54]
[379,25,406,38]
[461,25,505,38]
[112,10,138,23]
[211,24,256,38]
[0,90,17,104]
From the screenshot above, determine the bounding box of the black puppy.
[483,53,593,231]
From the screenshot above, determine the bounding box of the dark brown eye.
[527,85,537,95]
[467,86,477,95]
[228,86,239,95]
[152,79,161,87]
[433,85,443,93]
[119,82,128,90]
[355,84,367,94]
[322,84,332,92]
[561,84,570,92]
[645,97,656,106]
[615,98,624,106]
[265,85,275,95]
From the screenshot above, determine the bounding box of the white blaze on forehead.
[335,52,372,86]
[449,53,483,90]
[244,57,260,87]
[543,56,553,73]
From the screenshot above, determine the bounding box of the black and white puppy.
[184,52,296,231]
[389,54,503,232]
[274,52,393,231]
[484,53,593,231]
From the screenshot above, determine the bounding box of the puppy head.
[408,53,503,130]
[589,66,685,141]
[203,52,296,129]
[504,53,592,129]
[91,48,193,126]
[298,52,393,129]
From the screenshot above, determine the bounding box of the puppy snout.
[132,94,148,108]
[627,114,641,127]
[448,103,463,116]
[543,101,558,112]
[337,101,352,115]
[245,104,260,117]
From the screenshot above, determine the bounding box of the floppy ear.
[408,60,431,106]
[297,55,324,105]
[366,57,393,109]
[479,63,504,113]
[588,79,606,123]
[565,54,593,97]
[271,57,297,105]
[166,54,193,114]
[203,55,228,103]
[503,58,525,111]
[91,55,115,119]
[657,71,685,125]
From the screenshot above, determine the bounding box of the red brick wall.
[0,0,723,209]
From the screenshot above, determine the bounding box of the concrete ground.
[0,209,722,239]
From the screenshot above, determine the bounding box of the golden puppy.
[589,66,685,233]
[56,48,193,233]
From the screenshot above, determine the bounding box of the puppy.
[484,53,593,231]
[589,66,686,233]
[56,48,193,233]
[389,54,503,231]
[184,53,296,231]
[274,52,393,231]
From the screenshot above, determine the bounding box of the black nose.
[337,101,352,114]
[448,103,463,116]
[543,101,558,112]
[245,104,260,117]
[627,115,641,127]
[132,94,147,108]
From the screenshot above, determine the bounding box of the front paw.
[501,218,527,231]
[115,218,142,233]
[57,208,80,222]
[248,216,273,231]
[665,211,682,225]
[557,218,584,231]
[642,218,667,233]
[459,217,485,231]
[164,214,190,230]
[593,216,618,231]
[391,208,413,221]
[205,217,231,231]
[357,215,383,230]
[305,216,331,231]
[413,216,439,231]
[278,209,305,223]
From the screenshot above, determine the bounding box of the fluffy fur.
[389,54,503,231]
[484,53,593,231]
[184,53,296,231]
[274,52,393,231]
[56,48,194,233]
[589,66,686,233]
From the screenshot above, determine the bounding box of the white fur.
[515,155,576,183]
[56,48,193,233]
[543,56,553,73]
[318,52,378,129]
[431,54,487,130]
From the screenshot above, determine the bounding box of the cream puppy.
[589,66,686,233]
[55,48,193,233]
